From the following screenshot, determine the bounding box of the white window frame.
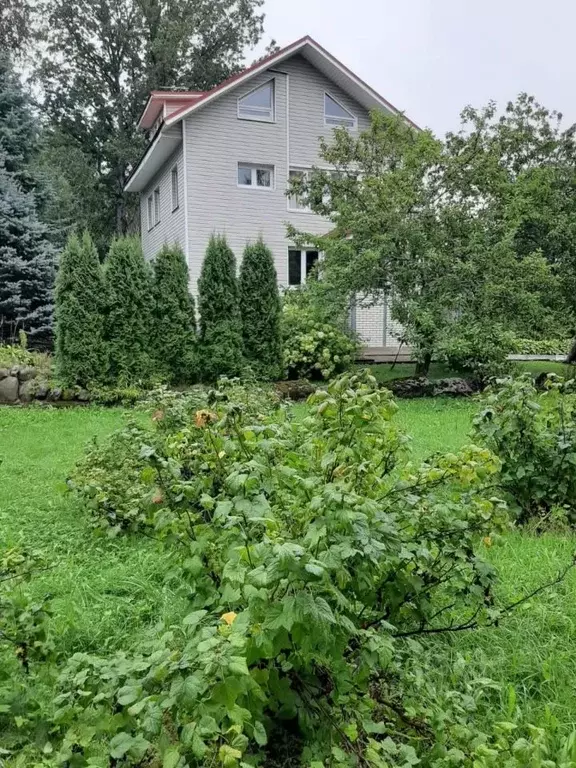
[287,248,321,287]
[171,165,179,212]
[153,187,161,226]
[237,163,275,190]
[324,91,358,130]
[147,194,154,231]
[237,79,275,123]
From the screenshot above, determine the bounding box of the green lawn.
[1,398,576,736]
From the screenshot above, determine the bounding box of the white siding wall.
[181,53,402,346]
[184,56,367,295]
[140,141,185,262]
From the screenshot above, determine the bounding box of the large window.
[237,163,274,189]
[324,92,356,129]
[288,248,320,286]
[171,166,179,211]
[238,80,275,122]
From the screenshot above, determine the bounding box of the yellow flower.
[221,611,237,626]
[483,536,492,548]
[195,409,216,428]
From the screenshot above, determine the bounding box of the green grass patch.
[0,406,184,656]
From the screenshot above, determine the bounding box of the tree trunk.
[415,352,432,377]
[566,338,576,364]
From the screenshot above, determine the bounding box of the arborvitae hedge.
[54,232,108,386]
[153,244,197,383]
[197,234,243,380]
[104,237,155,384]
[239,239,283,379]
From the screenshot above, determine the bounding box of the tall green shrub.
[104,236,155,384]
[239,239,282,379]
[153,244,197,383]
[54,231,107,386]
[197,234,243,380]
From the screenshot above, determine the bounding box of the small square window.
[237,163,274,189]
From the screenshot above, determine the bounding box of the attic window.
[324,93,356,129]
[238,80,275,122]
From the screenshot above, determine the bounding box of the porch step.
[358,346,415,364]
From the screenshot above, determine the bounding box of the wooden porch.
[358,346,415,364]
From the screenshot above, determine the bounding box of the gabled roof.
[125,36,418,192]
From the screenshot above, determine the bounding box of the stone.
[432,378,477,397]
[0,376,20,404]
[35,383,49,400]
[275,380,316,401]
[18,366,38,382]
[19,380,36,403]
[0,368,9,380]
[62,388,77,401]
[48,388,62,402]
[76,389,90,402]
[384,377,435,398]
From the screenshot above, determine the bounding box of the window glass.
[238,81,274,121]
[154,188,161,225]
[256,168,271,187]
[324,93,356,127]
[288,169,308,210]
[171,166,179,210]
[238,165,253,185]
[288,249,302,286]
[147,195,153,229]
[306,250,319,277]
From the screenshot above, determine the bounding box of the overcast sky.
[257,0,575,135]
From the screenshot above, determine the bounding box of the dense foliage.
[104,237,156,385]
[197,235,244,381]
[239,240,283,380]
[291,98,575,374]
[283,302,357,380]
[153,244,197,384]
[55,232,108,386]
[474,374,576,524]
[436,323,514,382]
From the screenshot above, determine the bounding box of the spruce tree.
[0,52,37,192]
[0,161,54,348]
[239,239,283,379]
[197,235,243,380]
[153,244,197,383]
[104,237,155,384]
[55,232,108,386]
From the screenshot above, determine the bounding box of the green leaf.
[163,746,181,768]
[228,656,250,676]
[109,732,134,759]
[253,721,268,746]
[183,609,208,628]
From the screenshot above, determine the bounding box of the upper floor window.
[153,187,161,225]
[238,80,275,122]
[238,163,274,189]
[171,166,179,211]
[288,169,310,212]
[324,93,357,129]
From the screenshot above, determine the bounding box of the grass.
[0,406,184,655]
[2,395,576,737]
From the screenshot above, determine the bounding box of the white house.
[125,36,417,352]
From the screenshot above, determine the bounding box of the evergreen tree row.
[55,233,283,387]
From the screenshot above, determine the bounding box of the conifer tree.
[55,231,108,385]
[0,161,54,347]
[104,237,155,383]
[153,244,197,383]
[239,239,283,379]
[197,235,243,380]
